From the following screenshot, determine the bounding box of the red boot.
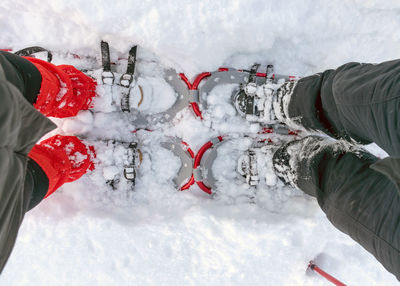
[28,135,95,197]
[25,57,97,118]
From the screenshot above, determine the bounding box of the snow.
[0,0,399,285]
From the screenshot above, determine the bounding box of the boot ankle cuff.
[272,139,300,187]
[273,81,304,130]
[24,58,96,118]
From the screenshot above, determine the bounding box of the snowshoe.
[91,41,199,129]
[194,63,301,135]
[193,132,301,199]
[12,43,301,135]
[93,42,302,134]
[105,129,301,197]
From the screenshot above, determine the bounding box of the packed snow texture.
[0,0,399,285]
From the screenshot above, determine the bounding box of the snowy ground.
[1,0,400,285]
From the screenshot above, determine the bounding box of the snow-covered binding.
[99,41,195,128]
[100,41,138,113]
[237,148,260,186]
[197,64,300,124]
[232,64,274,119]
[119,46,137,112]
[88,139,141,190]
[235,138,282,188]
[159,131,300,196]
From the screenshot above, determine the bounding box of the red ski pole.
[308,261,347,286]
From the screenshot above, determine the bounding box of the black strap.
[123,142,138,184]
[100,41,112,72]
[120,45,138,112]
[100,41,115,84]
[245,93,255,115]
[119,45,137,87]
[265,64,274,81]
[26,158,49,211]
[15,46,53,62]
[126,46,137,75]
[244,63,260,115]
[248,63,260,83]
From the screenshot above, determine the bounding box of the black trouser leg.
[289,59,400,156]
[276,137,400,279]
[276,59,400,279]
[24,159,49,211]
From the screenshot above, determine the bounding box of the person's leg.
[0,50,97,118]
[22,134,95,212]
[27,135,95,204]
[25,57,97,118]
[276,59,400,156]
[24,159,49,211]
[0,51,41,104]
[0,52,96,210]
[273,136,400,280]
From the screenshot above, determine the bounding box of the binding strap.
[15,46,53,62]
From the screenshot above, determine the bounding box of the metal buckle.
[120,73,134,88]
[102,71,115,85]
